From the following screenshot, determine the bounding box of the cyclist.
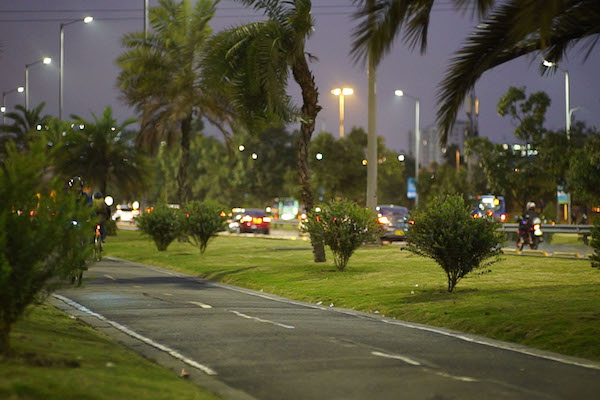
[93,192,110,242]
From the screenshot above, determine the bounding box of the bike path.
[54,258,600,400]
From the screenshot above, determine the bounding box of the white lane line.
[163,293,173,296]
[380,319,600,371]
[371,351,421,366]
[53,294,217,376]
[434,371,478,382]
[188,301,212,309]
[230,310,295,330]
[104,274,116,280]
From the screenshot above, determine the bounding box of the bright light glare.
[43,57,52,64]
[36,125,42,131]
[79,124,85,129]
[83,16,94,23]
[394,90,404,97]
[0,107,5,113]
[132,201,140,210]
[104,196,114,206]
[266,207,272,213]
[238,145,245,151]
[543,60,555,67]
[315,207,321,212]
[342,88,354,95]
[331,88,341,96]
[17,86,24,93]
[398,154,405,162]
[251,153,258,159]
[362,159,367,166]
[316,153,323,160]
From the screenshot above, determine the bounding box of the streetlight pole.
[544,60,573,222]
[395,89,420,207]
[25,57,52,111]
[59,16,93,120]
[2,86,24,125]
[330,87,353,138]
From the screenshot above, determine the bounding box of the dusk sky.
[1,0,599,152]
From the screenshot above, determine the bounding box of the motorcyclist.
[522,201,538,227]
[93,192,110,241]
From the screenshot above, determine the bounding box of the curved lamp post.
[395,89,420,207]
[60,16,93,120]
[25,57,52,110]
[2,86,24,125]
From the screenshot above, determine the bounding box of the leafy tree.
[182,200,226,253]
[417,163,472,209]
[567,133,600,205]
[57,107,151,197]
[406,194,503,292]
[496,87,551,144]
[302,200,381,271]
[0,140,92,354]
[136,204,183,251]
[203,0,327,262]
[117,0,230,203]
[0,103,50,153]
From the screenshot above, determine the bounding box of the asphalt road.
[54,258,600,400]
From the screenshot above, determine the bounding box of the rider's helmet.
[67,176,84,191]
[526,201,536,210]
[93,192,103,200]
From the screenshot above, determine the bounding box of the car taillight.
[487,211,493,217]
[377,216,390,225]
[534,224,541,230]
[253,217,262,224]
[263,217,271,223]
[500,214,506,222]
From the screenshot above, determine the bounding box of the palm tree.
[351,0,600,141]
[116,0,231,203]
[0,103,50,153]
[58,107,150,197]
[202,0,326,262]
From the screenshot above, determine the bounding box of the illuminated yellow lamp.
[362,159,368,166]
[104,195,114,206]
[132,201,140,210]
[493,198,500,206]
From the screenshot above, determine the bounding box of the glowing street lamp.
[25,57,51,110]
[395,89,420,207]
[2,86,24,125]
[60,16,93,119]
[331,87,353,138]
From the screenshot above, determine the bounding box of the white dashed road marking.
[188,301,212,309]
[103,274,116,280]
[371,351,421,366]
[230,310,295,329]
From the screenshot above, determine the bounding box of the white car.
[112,205,140,222]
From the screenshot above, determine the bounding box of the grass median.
[105,229,600,361]
[0,303,220,400]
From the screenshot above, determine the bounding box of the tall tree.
[117,0,228,203]
[202,0,327,262]
[58,107,150,197]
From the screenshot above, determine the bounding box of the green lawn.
[0,304,220,400]
[105,230,600,361]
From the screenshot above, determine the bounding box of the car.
[228,208,271,234]
[112,204,140,222]
[376,205,411,242]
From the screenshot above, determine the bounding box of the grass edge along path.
[105,230,600,362]
[0,303,221,400]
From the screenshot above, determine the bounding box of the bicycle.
[93,223,103,261]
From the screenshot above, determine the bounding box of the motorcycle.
[516,217,543,250]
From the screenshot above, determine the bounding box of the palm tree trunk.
[292,56,326,263]
[177,115,193,204]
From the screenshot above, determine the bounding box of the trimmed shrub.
[182,201,226,253]
[302,200,381,271]
[136,204,182,251]
[590,219,600,269]
[406,194,504,292]
[0,140,93,354]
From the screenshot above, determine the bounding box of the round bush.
[136,204,183,251]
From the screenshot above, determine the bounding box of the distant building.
[408,120,470,167]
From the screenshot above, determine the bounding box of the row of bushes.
[137,195,515,293]
[136,201,226,253]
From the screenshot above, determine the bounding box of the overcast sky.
[1,0,599,152]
